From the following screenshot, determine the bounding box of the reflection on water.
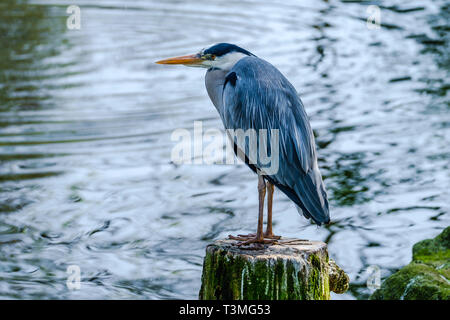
[0,0,448,299]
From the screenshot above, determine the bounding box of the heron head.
[156,43,254,70]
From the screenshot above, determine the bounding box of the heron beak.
[155,54,203,66]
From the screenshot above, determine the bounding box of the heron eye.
[203,54,215,60]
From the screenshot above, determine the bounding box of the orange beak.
[155,54,203,65]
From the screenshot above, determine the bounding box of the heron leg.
[229,175,277,246]
[264,182,281,240]
[255,175,265,240]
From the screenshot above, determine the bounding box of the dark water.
[0,0,448,299]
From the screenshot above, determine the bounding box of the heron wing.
[221,56,329,224]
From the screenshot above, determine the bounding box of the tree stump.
[199,238,348,300]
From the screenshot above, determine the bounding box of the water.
[0,0,448,299]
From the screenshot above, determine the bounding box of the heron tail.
[294,168,330,225]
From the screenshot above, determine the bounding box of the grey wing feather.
[221,56,330,224]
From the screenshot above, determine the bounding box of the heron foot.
[228,234,278,247]
[229,234,254,241]
[232,232,281,240]
[263,231,281,240]
[236,233,256,239]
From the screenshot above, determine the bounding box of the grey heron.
[156,43,330,246]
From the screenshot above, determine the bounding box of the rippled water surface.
[0,0,449,299]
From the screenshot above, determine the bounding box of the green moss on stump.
[371,227,450,300]
[199,239,348,300]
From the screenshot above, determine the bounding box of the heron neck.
[205,68,229,113]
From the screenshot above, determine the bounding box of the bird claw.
[234,232,280,240]
[229,235,253,241]
[228,234,278,247]
[264,232,281,240]
[236,233,256,238]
